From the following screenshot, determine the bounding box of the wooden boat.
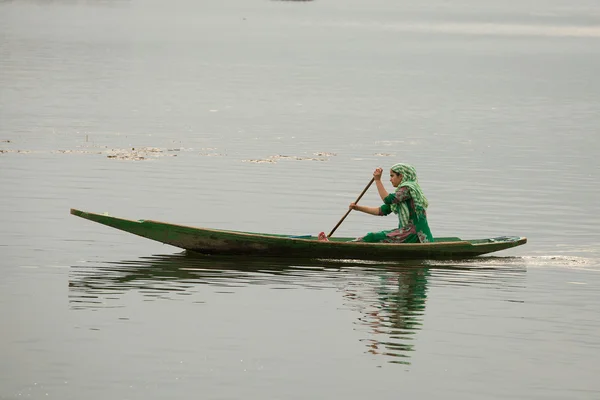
[70,208,527,260]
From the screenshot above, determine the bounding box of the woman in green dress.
[350,163,434,243]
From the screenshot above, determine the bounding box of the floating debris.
[374,153,394,157]
[167,147,194,152]
[243,159,276,164]
[242,154,328,164]
[1,144,182,160]
[272,154,327,161]
[106,147,167,161]
[53,149,104,155]
[0,149,38,154]
[314,152,337,157]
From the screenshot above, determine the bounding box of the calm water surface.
[1,0,599,399]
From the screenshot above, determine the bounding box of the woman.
[350,163,433,243]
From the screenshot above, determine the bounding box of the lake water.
[1,0,599,398]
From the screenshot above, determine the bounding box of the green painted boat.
[70,208,527,260]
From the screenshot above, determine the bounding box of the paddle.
[327,177,375,238]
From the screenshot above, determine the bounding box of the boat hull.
[70,209,527,260]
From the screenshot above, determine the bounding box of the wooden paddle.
[327,177,375,238]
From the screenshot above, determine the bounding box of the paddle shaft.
[327,178,375,238]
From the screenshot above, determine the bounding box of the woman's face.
[390,170,403,187]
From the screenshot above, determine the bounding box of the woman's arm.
[375,180,389,202]
[349,203,382,216]
[372,167,390,201]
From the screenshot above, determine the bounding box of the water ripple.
[69,252,528,364]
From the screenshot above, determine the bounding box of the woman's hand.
[349,203,381,216]
[373,167,383,181]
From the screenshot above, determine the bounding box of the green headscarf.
[390,163,429,226]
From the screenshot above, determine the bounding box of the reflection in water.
[69,252,348,307]
[69,253,525,364]
[343,268,429,365]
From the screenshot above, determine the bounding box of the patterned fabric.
[356,163,434,244]
[389,163,429,217]
[381,187,412,228]
[358,225,420,244]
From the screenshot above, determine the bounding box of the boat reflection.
[69,252,354,304]
[69,252,525,364]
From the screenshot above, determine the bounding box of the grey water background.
[1,0,600,398]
